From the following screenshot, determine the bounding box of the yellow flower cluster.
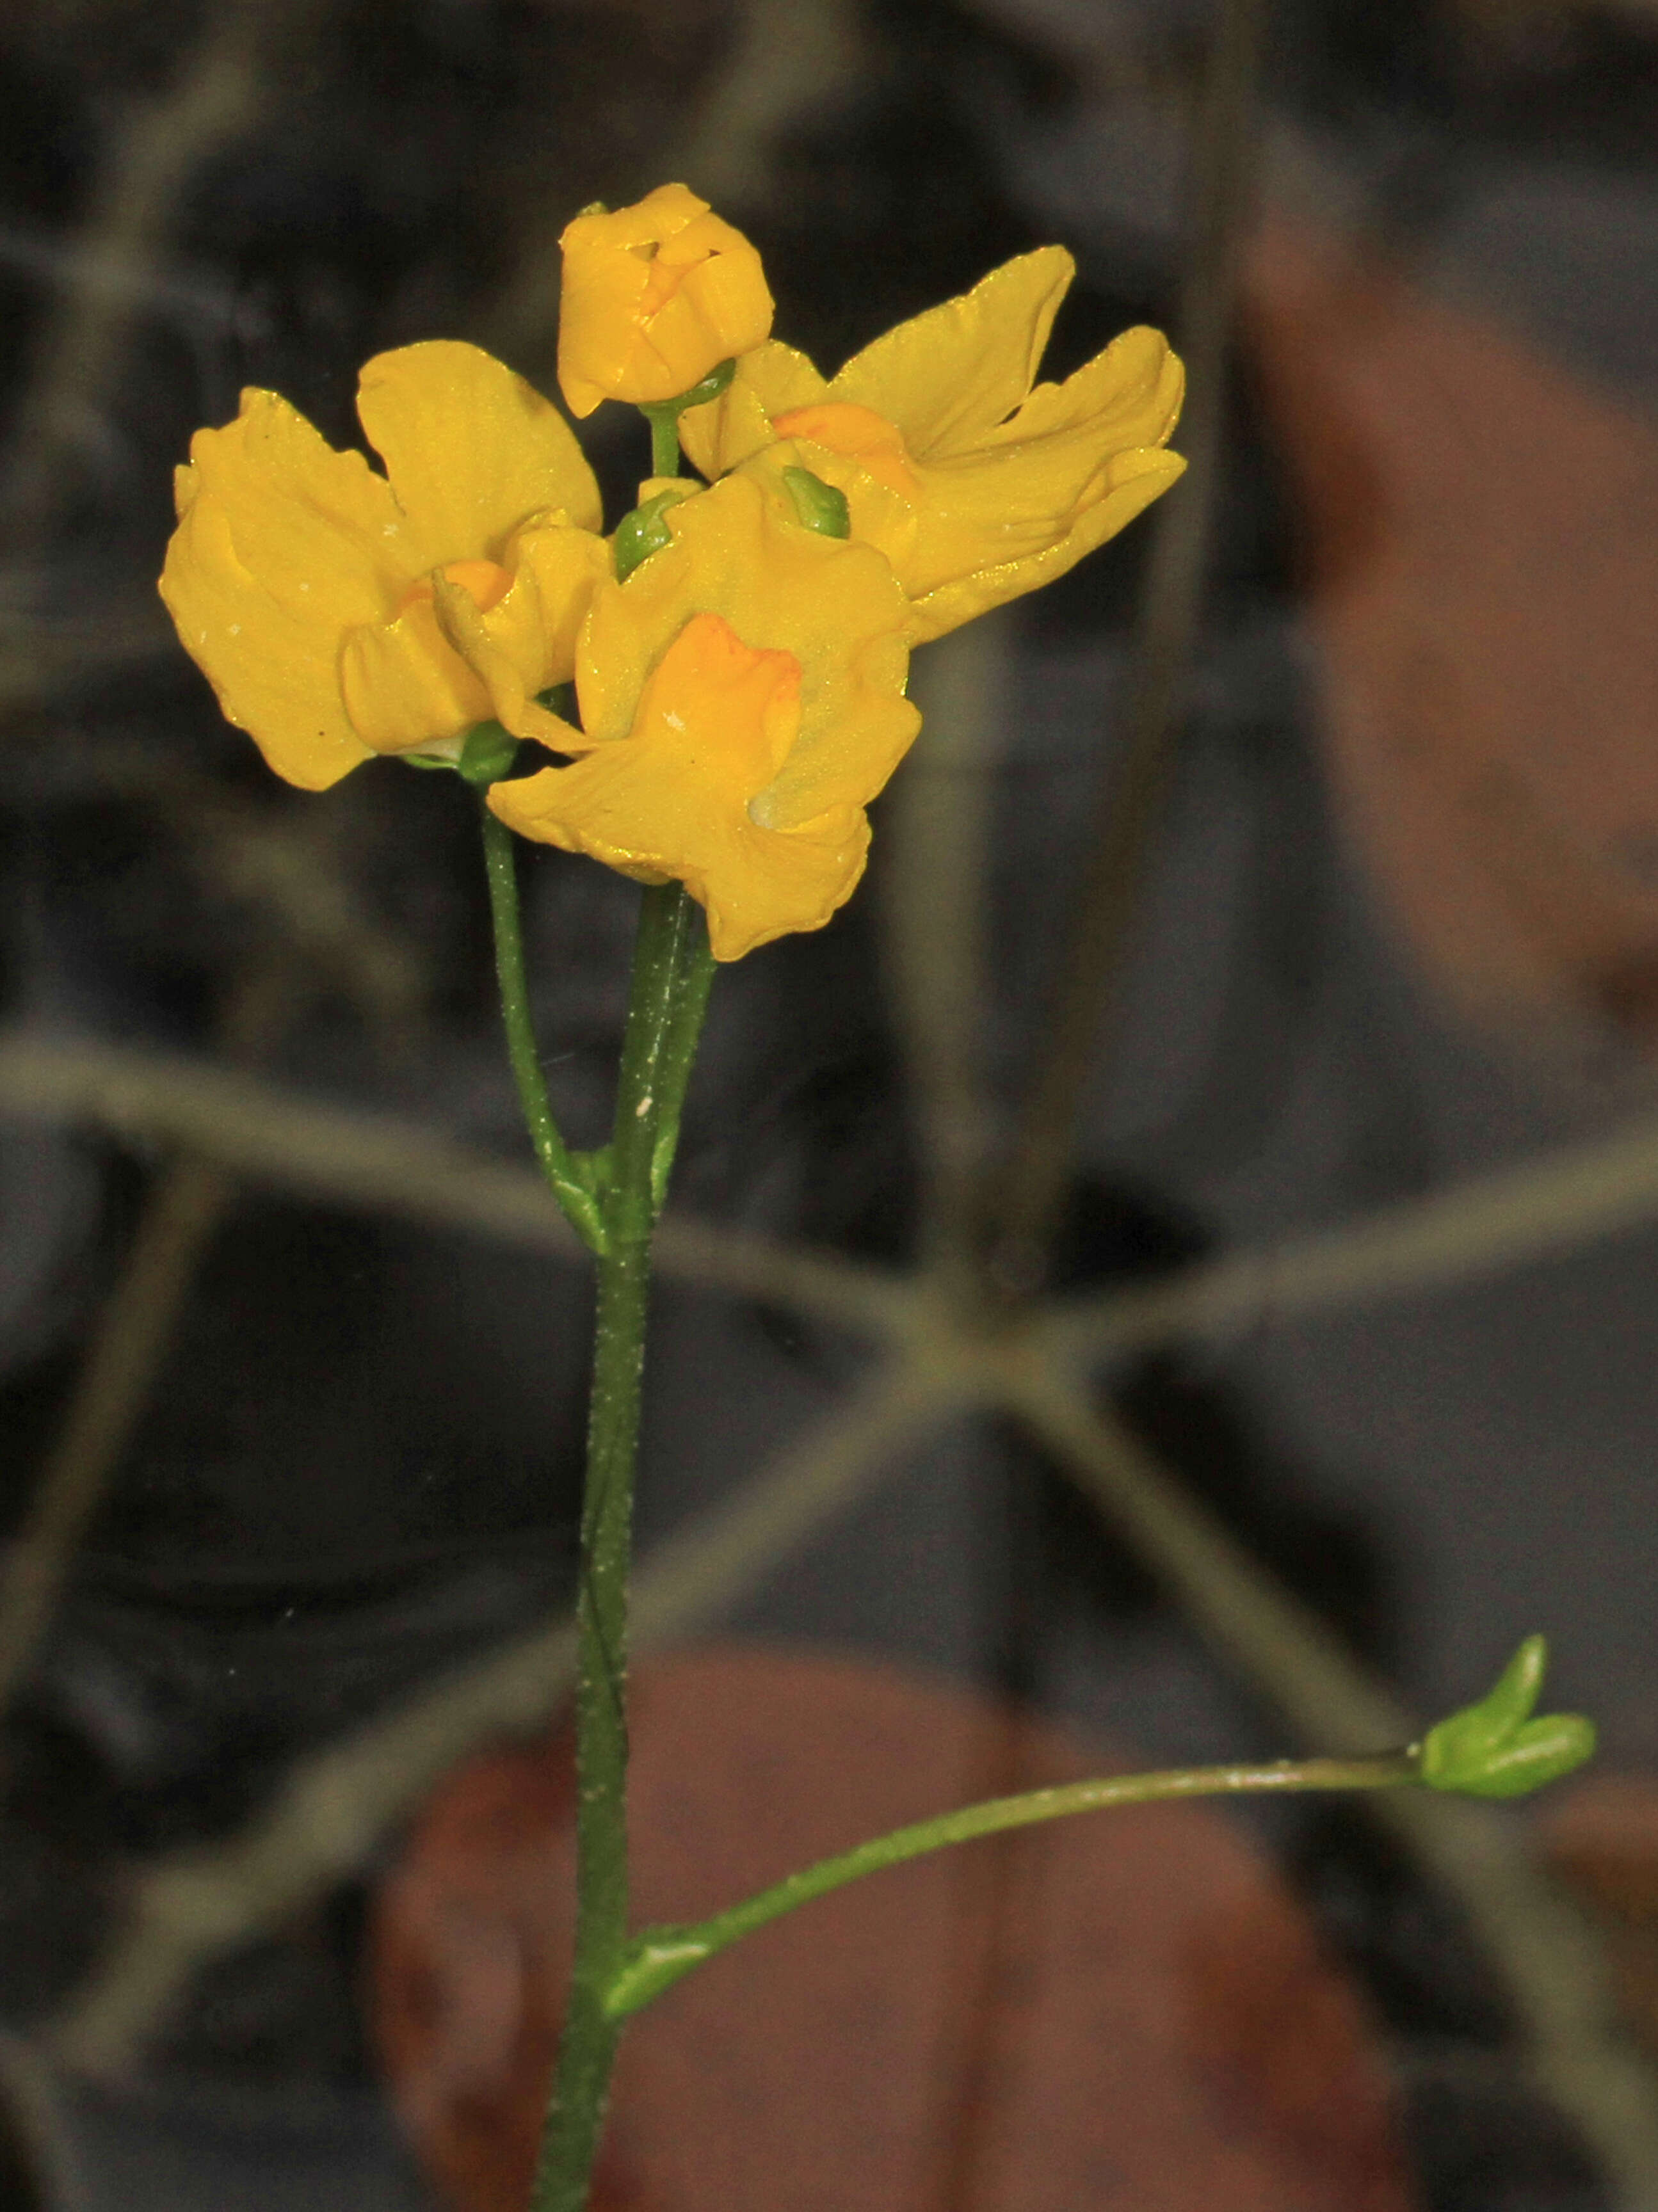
[160,183,1184,959]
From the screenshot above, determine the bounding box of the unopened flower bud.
[558,184,773,419]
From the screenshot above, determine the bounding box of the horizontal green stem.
[606,1750,1417,2019]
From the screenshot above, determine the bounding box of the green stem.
[644,409,680,477]
[531,880,715,2212]
[479,806,607,1254]
[605,1750,1417,2019]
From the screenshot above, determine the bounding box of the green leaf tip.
[1419,1636,1597,1800]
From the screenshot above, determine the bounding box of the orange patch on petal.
[399,559,515,616]
[771,403,919,499]
[638,611,801,799]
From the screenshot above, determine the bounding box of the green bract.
[1419,1637,1597,1800]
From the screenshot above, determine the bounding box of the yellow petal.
[769,402,921,499]
[502,518,613,687]
[906,449,1186,642]
[556,246,658,419]
[176,386,403,626]
[160,490,373,790]
[428,572,578,750]
[734,438,922,591]
[356,341,602,569]
[576,182,709,252]
[495,604,812,898]
[679,340,827,477]
[640,611,802,793]
[974,324,1184,455]
[339,593,494,754]
[631,255,771,403]
[830,247,1075,461]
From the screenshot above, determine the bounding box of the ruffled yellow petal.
[159,387,407,788]
[161,485,373,790]
[557,184,775,418]
[831,247,1074,459]
[728,437,921,605]
[356,341,602,568]
[488,611,871,959]
[678,340,828,478]
[170,386,403,626]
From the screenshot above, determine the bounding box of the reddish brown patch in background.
[1243,220,1658,1051]
[1543,1773,1658,2058]
[371,1646,1413,2212]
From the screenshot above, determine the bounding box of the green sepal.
[1419,1637,1597,1799]
[456,719,522,789]
[782,465,850,539]
[613,488,690,583]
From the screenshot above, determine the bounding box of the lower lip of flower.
[636,611,802,805]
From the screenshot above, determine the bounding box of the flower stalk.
[605,1751,1419,2020]
[478,801,607,1254]
[528,876,714,2212]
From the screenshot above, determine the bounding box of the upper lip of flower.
[677,247,1186,640]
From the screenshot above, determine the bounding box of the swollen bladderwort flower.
[679,248,1186,642]
[159,342,609,789]
[486,473,918,961]
[556,183,774,421]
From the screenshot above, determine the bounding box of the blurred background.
[1,0,1657,2205]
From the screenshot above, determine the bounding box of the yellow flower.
[557,183,775,420]
[487,474,918,961]
[679,248,1185,642]
[159,342,609,790]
